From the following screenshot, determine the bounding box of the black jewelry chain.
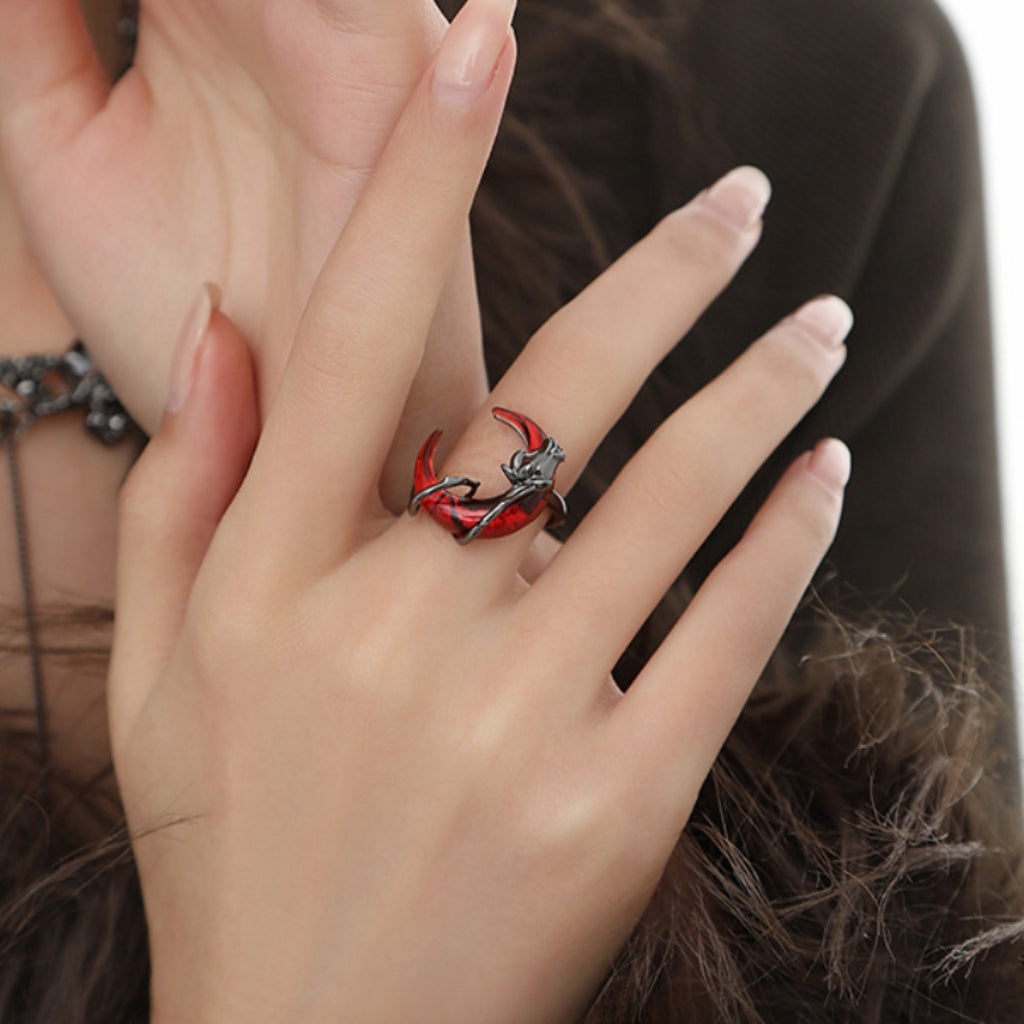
[1,414,49,768]
[1,345,137,769]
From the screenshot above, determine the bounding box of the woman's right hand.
[109,4,851,1021]
[0,0,487,506]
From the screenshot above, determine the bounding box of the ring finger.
[526,292,851,676]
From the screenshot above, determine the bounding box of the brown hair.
[587,602,1024,1021]
[3,1,1023,1020]
[0,607,149,1022]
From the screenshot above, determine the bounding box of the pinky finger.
[110,288,260,738]
[613,439,850,802]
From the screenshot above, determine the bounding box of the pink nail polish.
[433,0,516,104]
[167,283,219,414]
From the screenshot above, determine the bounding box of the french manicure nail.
[808,438,852,491]
[701,166,772,231]
[167,283,219,414]
[433,0,516,104]
[792,295,854,349]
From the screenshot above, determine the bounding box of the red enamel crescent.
[407,408,567,544]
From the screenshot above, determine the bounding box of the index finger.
[243,0,518,572]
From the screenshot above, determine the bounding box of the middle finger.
[401,167,771,573]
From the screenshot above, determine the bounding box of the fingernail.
[701,166,772,231]
[433,0,516,104]
[792,295,854,349]
[808,438,852,491]
[167,283,219,414]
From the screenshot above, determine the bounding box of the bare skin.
[0,0,486,780]
[4,2,852,1017]
[110,3,851,1020]
[0,0,488,470]
[0,0,133,619]
[0,158,132,783]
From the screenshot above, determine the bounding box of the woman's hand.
[109,3,852,1021]
[0,0,485,503]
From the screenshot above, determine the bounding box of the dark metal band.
[408,407,567,544]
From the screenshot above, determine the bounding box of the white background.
[936,0,1023,781]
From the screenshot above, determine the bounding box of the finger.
[245,0,517,568]
[402,167,771,571]
[0,0,109,179]
[528,295,851,669]
[612,439,850,813]
[110,288,259,735]
[378,227,490,512]
[489,166,772,485]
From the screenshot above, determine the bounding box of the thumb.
[110,285,260,734]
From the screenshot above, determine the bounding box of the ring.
[408,408,567,545]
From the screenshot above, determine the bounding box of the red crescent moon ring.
[407,408,564,543]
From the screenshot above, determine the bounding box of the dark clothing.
[672,0,1016,792]
[503,0,1017,792]
[667,0,1009,666]
[530,5,1024,1016]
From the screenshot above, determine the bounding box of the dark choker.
[0,341,135,443]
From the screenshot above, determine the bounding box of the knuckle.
[458,696,527,775]
[186,585,274,678]
[750,325,841,403]
[520,776,656,888]
[521,785,606,863]
[340,630,412,703]
[652,203,754,270]
[628,430,710,529]
[789,479,843,548]
[293,322,390,396]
